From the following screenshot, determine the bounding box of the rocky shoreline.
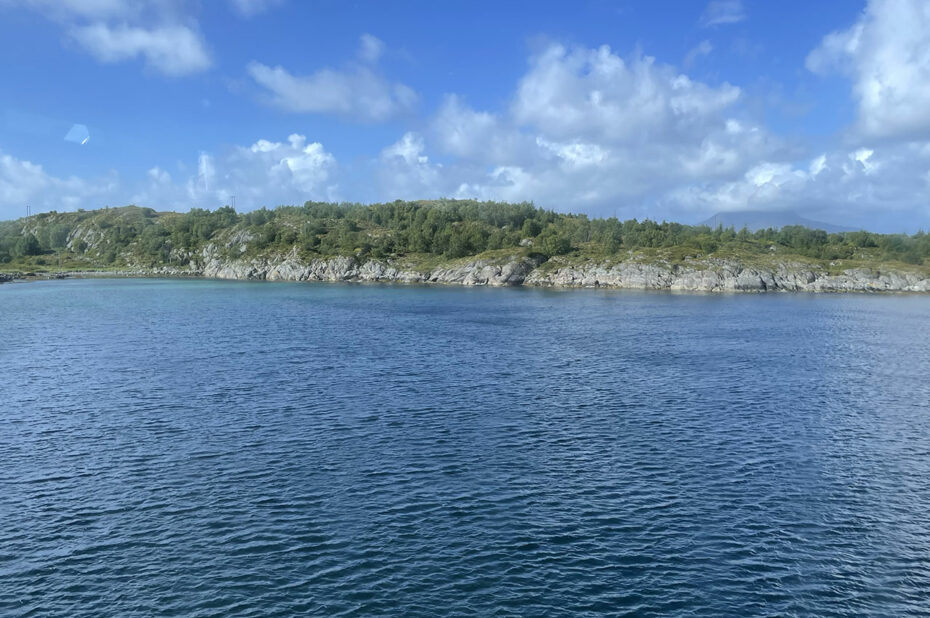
[180,251,930,292]
[6,252,926,293]
[0,271,77,284]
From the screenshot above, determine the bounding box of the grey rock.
[90,251,930,294]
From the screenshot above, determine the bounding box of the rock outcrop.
[153,249,541,287]
[11,250,926,293]
[524,259,930,292]
[131,252,930,293]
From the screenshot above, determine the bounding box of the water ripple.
[1,280,930,616]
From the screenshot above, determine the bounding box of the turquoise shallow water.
[2,279,930,616]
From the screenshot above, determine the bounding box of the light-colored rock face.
[526,260,930,293]
[179,252,537,287]
[132,252,930,293]
[426,258,537,286]
[225,230,256,255]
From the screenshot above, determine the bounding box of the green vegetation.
[1,200,928,273]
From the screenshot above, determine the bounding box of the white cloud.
[455,166,538,204]
[699,0,746,27]
[536,137,609,169]
[247,35,417,121]
[372,40,930,230]
[228,0,284,18]
[195,152,215,194]
[511,44,741,143]
[379,43,774,214]
[358,33,385,63]
[381,132,428,166]
[69,22,211,75]
[807,0,930,139]
[377,133,441,200]
[147,166,171,184]
[0,149,119,218]
[809,154,827,177]
[256,133,335,193]
[849,147,879,175]
[430,95,526,161]
[145,134,338,209]
[0,133,338,217]
[683,40,713,69]
[3,0,212,76]
[3,16,928,232]
[664,142,930,230]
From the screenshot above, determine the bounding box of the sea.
[2,278,930,616]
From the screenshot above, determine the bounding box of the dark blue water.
[2,279,930,616]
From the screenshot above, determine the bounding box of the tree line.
[1,200,928,267]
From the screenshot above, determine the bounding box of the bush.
[901,251,924,265]
[13,234,41,257]
[535,227,572,257]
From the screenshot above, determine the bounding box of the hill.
[0,201,927,290]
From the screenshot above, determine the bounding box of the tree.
[521,219,542,238]
[44,224,70,251]
[13,233,41,257]
[535,226,571,257]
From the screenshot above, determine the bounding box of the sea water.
[2,279,930,616]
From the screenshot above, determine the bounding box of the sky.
[0,0,929,232]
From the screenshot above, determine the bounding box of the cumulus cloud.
[511,44,741,143]
[665,142,930,230]
[69,23,211,75]
[0,150,119,218]
[0,132,339,218]
[377,133,442,200]
[378,43,775,214]
[247,35,417,121]
[430,95,526,161]
[3,12,927,231]
[134,134,338,210]
[243,134,335,193]
[4,0,212,76]
[373,40,930,230]
[807,0,930,140]
[699,0,746,27]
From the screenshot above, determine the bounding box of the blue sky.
[1,0,928,231]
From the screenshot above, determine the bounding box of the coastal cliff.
[156,249,541,287]
[126,250,930,292]
[525,258,930,292]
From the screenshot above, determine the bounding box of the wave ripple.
[2,280,930,616]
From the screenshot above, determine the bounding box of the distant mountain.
[699,210,857,233]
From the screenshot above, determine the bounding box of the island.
[2,200,929,293]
